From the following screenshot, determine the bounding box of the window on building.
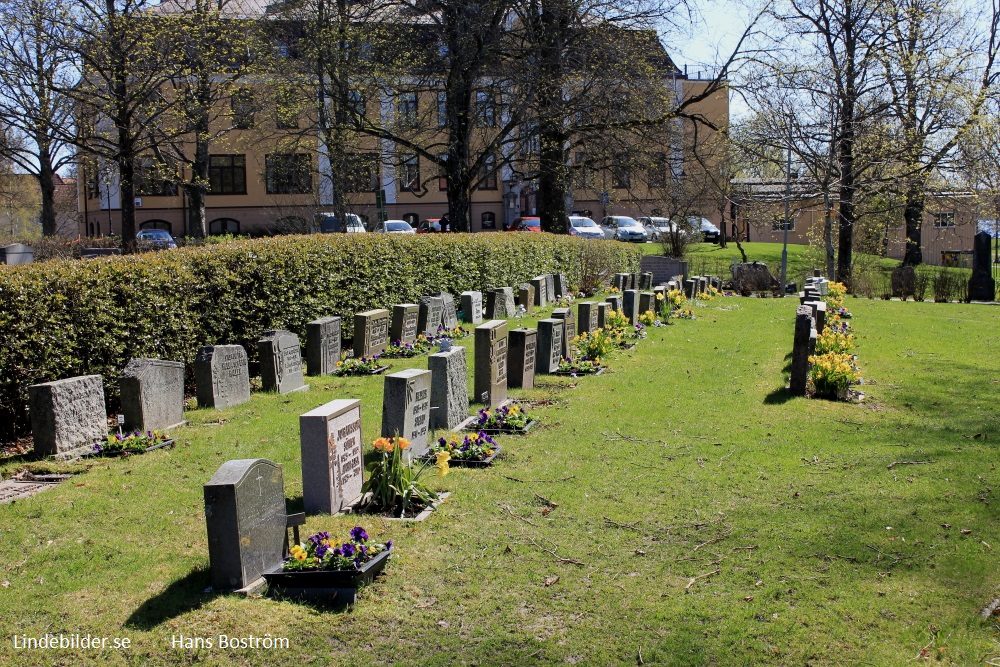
[276,89,299,129]
[438,154,448,191]
[611,161,630,190]
[437,92,447,128]
[209,218,240,235]
[481,211,496,229]
[139,219,172,232]
[574,152,589,189]
[134,158,177,197]
[478,154,497,190]
[521,122,539,155]
[771,214,794,231]
[345,153,379,192]
[476,91,496,128]
[348,91,366,117]
[231,89,255,129]
[934,211,956,228]
[208,155,246,194]
[399,154,420,192]
[403,212,419,226]
[266,153,312,194]
[647,152,667,188]
[397,91,418,126]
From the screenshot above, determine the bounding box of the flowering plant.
[703,286,722,300]
[604,309,630,333]
[808,352,861,398]
[475,403,536,430]
[659,289,687,318]
[382,335,432,358]
[334,354,384,376]
[435,325,471,340]
[554,294,575,307]
[824,281,848,311]
[361,436,448,517]
[93,429,169,455]
[283,527,391,572]
[630,323,647,339]
[557,356,602,374]
[430,431,499,461]
[815,329,855,355]
[638,310,656,326]
[609,286,621,294]
[670,308,695,320]
[572,329,617,359]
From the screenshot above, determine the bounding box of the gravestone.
[891,265,916,301]
[804,300,827,333]
[508,328,537,389]
[622,290,639,325]
[29,375,107,458]
[969,230,997,301]
[733,262,778,294]
[461,291,484,324]
[120,358,185,432]
[0,243,34,265]
[789,306,816,396]
[204,458,287,591]
[553,273,569,298]
[429,346,469,430]
[630,273,640,290]
[195,345,251,410]
[258,330,308,394]
[485,288,516,319]
[639,256,688,286]
[551,308,576,361]
[518,284,535,313]
[639,272,653,290]
[638,292,655,316]
[684,279,697,299]
[306,316,341,376]
[418,296,444,336]
[596,302,609,328]
[390,305,419,344]
[653,285,666,300]
[698,276,708,293]
[353,309,390,359]
[536,319,564,374]
[434,292,459,329]
[605,294,623,312]
[529,277,547,307]
[299,399,364,515]
[381,369,432,458]
[474,320,508,408]
[544,275,556,302]
[613,273,629,291]
[578,302,600,334]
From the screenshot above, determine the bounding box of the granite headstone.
[508,328,537,389]
[29,375,107,458]
[536,319,564,374]
[299,399,364,515]
[381,369,432,458]
[429,346,469,429]
[195,345,251,410]
[306,316,341,376]
[120,358,185,432]
[258,330,308,394]
[354,309,390,359]
[391,305,420,345]
[474,320,508,408]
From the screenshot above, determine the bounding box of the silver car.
[375,220,416,234]
[638,217,675,242]
[600,215,648,242]
[568,216,604,239]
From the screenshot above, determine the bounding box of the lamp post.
[780,118,792,295]
[503,176,518,230]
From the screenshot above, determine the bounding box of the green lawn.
[2,295,999,666]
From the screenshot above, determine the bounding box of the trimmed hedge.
[0,233,640,441]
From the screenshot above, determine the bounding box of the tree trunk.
[902,184,924,266]
[119,153,137,252]
[445,75,474,232]
[824,192,835,278]
[37,163,57,236]
[534,0,569,234]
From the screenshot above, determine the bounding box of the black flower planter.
[263,549,392,603]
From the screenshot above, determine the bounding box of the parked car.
[568,216,604,239]
[135,229,177,250]
[689,217,720,243]
[417,219,441,233]
[638,217,675,242]
[375,220,416,234]
[510,216,542,232]
[600,215,648,242]
[316,212,366,233]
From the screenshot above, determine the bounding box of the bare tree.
[879,0,999,266]
[0,0,77,236]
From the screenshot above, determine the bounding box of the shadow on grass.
[124,567,216,630]
[763,386,795,405]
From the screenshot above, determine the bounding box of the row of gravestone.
[23,275,574,459]
[789,271,829,396]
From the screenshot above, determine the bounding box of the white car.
[375,220,416,234]
[638,217,675,242]
[316,212,367,233]
[600,215,648,242]
[568,216,604,239]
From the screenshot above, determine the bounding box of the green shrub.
[0,233,640,440]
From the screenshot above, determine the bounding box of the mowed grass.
[2,295,1000,666]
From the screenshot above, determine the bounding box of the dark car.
[688,217,720,243]
[417,219,441,233]
[135,229,178,250]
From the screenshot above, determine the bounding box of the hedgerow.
[0,233,640,440]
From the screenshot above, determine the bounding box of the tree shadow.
[763,386,796,405]
[124,567,217,630]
